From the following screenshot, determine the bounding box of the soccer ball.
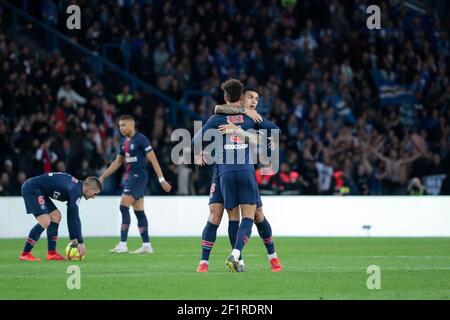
[65,242,84,261]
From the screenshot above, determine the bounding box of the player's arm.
[214,104,262,123]
[67,198,85,256]
[218,120,259,146]
[146,150,172,192]
[99,154,124,183]
[192,116,222,165]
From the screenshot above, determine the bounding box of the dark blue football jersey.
[192,114,279,176]
[119,132,153,179]
[23,172,85,243]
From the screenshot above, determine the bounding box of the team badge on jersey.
[130,144,135,150]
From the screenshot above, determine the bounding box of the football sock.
[201,221,218,261]
[134,210,149,243]
[228,220,239,247]
[47,221,59,251]
[23,224,45,253]
[228,220,242,260]
[255,217,275,255]
[120,205,130,242]
[233,218,253,255]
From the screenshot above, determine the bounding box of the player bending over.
[19,173,101,261]
[193,79,279,272]
[99,114,172,254]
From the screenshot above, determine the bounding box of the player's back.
[194,114,262,176]
[25,172,82,202]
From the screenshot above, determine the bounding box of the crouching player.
[19,173,101,261]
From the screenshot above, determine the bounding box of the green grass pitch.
[0,237,449,299]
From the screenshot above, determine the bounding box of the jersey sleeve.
[66,192,84,244]
[192,116,220,145]
[141,135,153,153]
[118,138,125,156]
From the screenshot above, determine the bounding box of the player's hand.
[77,243,86,256]
[218,120,239,135]
[244,108,262,123]
[268,137,277,151]
[195,152,206,166]
[160,181,172,192]
[98,176,105,184]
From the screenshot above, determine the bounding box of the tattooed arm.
[214,104,262,123]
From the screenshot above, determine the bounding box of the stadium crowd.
[1,0,450,196]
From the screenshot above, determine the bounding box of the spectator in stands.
[407,177,427,195]
[0,1,449,196]
[57,78,87,108]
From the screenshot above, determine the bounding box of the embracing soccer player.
[193,79,280,272]
[99,115,172,254]
[19,172,101,261]
[195,87,282,272]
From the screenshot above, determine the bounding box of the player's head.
[242,87,259,110]
[118,114,135,137]
[221,79,243,104]
[82,176,102,199]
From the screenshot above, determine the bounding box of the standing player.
[19,172,101,261]
[196,88,282,273]
[99,115,172,254]
[193,79,280,272]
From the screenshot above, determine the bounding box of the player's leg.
[255,208,282,272]
[46,206,65,260]
[226,207,246,270]
[20,185,49,261]
[223,172,257,272]
[20,214,50,261]
[197,176,224,272]
[110,194,134,253]
[130,197,153,254]
[197,203,224,272]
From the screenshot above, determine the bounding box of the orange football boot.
[196,262,209,273]
[19,252,42,261]
[46,251,66,261]
[270,257,282,272]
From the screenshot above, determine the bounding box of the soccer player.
[19,173,101,261]
[193,79,280,272]
[99,115,172,254]
[196,88,282,273]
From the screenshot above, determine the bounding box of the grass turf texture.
[0,237,449,299]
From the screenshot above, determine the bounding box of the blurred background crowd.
[1,0,450,196]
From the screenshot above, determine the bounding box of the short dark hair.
[244,87,259,96]
[84,176,102,192]
[119,114,135,122]
[221,79,243,103]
